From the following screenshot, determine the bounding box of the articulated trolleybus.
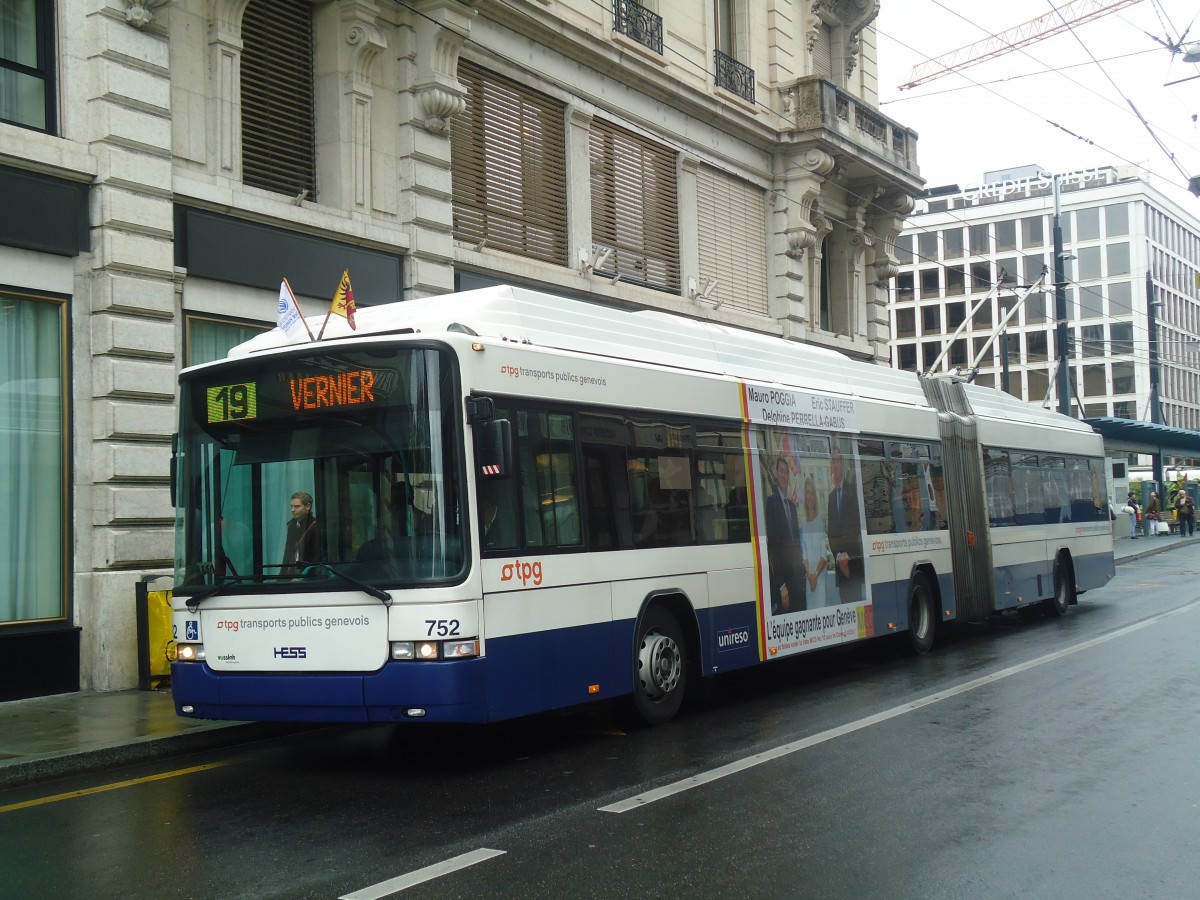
[171,285,1115,725]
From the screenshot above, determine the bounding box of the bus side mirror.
[477,418,512,479]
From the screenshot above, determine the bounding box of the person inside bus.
[282,491,320,575]
[800,476,833,608]
[827,441,865,605]
[764,454,805,613]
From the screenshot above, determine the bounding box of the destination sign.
[288,369,377,411]
[207,382,257,424]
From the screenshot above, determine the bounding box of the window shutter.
[451,61,568,265]
[590,119,680,292]
[696,167,768,315]
[241,0,316,199]
[813,23,833,80]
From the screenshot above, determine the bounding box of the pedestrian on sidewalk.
[1183,493,1196,537]
[1145,491,1161,537]
[1124,491,1140,539]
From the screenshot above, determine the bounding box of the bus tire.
[1045,555,1074,617]
[631,605,688,725]
[907,572,936,655]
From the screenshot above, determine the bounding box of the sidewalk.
[1,530,1195,791]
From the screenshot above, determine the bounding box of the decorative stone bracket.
[409,0,477,133]
[124,0,171,28]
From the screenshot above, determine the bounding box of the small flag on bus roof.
[330,269,357,328]
[277,279,313,342]
[318,269,357,340]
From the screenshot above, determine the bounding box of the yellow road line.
[0,760,236,814]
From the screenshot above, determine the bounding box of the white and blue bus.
[170,285,1115,725]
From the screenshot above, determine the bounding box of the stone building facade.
[0,0,920,698]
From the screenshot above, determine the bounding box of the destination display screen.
[187,354,404,429]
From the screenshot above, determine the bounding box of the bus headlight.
[390,640,477,660]
[443,639,479,659]
[175,643,206,662]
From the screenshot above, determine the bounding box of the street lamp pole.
[1052,176,1071,416]
[1147,269,1165,495]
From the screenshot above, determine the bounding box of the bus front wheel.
[631,606,688,725]
[907,572,937,655]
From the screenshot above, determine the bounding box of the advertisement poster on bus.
[740,382,873,658]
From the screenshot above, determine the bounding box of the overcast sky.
[875,0,1200,205]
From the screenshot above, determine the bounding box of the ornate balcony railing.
[787,76,918,175]
[714,49,755,103]
[613,0,662,55]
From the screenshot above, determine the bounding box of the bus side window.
[517,409,581,549]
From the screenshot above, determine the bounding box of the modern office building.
[1,1,921,699]
[891,164,1200,429]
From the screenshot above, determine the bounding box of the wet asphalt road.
[2,554,1199,899]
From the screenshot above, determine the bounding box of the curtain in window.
[186,317,267,367]
[0,0,48,129]
[0,293,64,623]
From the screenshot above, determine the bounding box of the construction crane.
[899,0,1144,90]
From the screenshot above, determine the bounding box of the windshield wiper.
[183,573,260,612]
[301,562,393,606]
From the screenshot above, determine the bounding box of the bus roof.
[231,284,929,409]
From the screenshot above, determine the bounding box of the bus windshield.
[174,344,465,592]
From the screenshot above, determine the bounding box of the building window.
[1021,215,1044,248]
[943,227,964,259]
[921,305,941,332]
[996,220,1017,251]
[946,266,965,295]
[1107,242,1130,276]
[897,343,917,370]
[1108,281,1133,317]
[1027,331,1048,362]
[895,234,913,264]
[185,316,270,367]
[946,301,966,327]
[452,61,568,266]
[1078,285,1104,319]
[969,224,989,255]
[1080,324,1106,356]
[1022,253,1045,286]
[696,167,767,314]
[1075,207,1101,242]
[714,0,736,56]
[896,271,914,301]
[895,307,916,337]
[0,291,67,625]
[1105,203,1129,237]
[590,118,680,292]
[1082,363,1106,395]
[917,231,938,262]
[969,262,990,291]
[1077,246,1102,280]
[1025,292,1046,323]
[0,0,54,132]
[241,0,315,198]
[1110,323,1134,356]
[919,268,939,298]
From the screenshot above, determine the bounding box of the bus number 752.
[425,619,461,637]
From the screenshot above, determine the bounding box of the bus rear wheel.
[907,572,936,655]
[1045,555,1074,617]
[631,606,687,725]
